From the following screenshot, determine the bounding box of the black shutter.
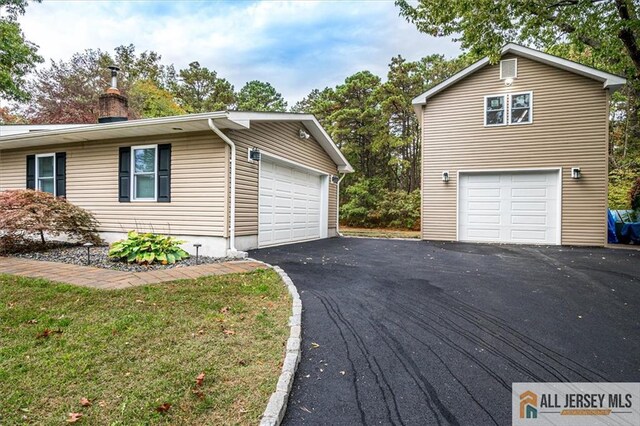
[118,147,131,202]
[157,144,171,202]
[26,155,36,189]
[55,152,66,197]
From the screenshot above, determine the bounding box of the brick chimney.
[98,66,128,123]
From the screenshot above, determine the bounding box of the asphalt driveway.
[250,238,640,425]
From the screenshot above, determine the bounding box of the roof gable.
[413,43,626,107]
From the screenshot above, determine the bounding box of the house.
[413,44,626,246]
[0,81,353,257]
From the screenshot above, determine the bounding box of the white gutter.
[208,118,240,257]
[336,173,347,236]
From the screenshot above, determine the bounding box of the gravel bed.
[9,243,226,272]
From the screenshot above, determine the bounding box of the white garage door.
[259,159,324,247]
[459,170,559,244]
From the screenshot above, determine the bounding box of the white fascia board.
[0,111,229,145]
[227,112,354,173]
[412,57,490,106]
[501,43,626,90]
[412,44,627,107]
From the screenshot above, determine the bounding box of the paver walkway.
[0,257,267,289]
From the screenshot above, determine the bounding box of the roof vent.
[500,58,517,80]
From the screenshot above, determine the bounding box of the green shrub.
[0,189,101,249]
[340,178,420,230]
[609,168,637,209]
[630,177,640,211]
[108,230,190,265]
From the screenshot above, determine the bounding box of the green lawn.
[340,226,421,239]
[0,269,290,425]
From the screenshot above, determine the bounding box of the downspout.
[336,173,346,236]
[208,118,240,257]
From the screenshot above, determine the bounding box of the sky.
[18,0,461,105]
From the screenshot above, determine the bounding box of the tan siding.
[0,132,227,237]
[422,54,608,246]
[229,121,339,236]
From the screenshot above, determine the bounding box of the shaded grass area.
[0,269,290,425]
[340,226,421,239]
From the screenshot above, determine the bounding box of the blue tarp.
[608,209,619,244]
[621,223,640,244]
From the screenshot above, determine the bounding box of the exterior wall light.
[504,77,514,86]
[331,175,340,184]
[571,167,581,179]
[299,129,310,139]
[248,147,261,162]
[442,171,450,182]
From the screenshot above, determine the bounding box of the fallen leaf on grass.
[195,372,205,387]
[79,397,92,407]
[219,306,230,314]
[192,389,205,399]
[310,342,320,349]
[223,329,235,336]
[25,319,38,324]
[97,401,106,408]
[238,360,247,366]
[155,403,171,413]
[36,328,62,339]
[66,412,83,423]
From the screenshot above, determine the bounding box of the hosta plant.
[108,231,190,265]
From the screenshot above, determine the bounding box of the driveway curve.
[251,238,640,425]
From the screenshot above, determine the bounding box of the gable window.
[132,145,157,201]
[36,153,55,195]
[484,92,533,127]
[484,95,506,126]
[510,92,532,124]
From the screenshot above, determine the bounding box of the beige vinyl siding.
[228,121,339,236]
[422,54,609,246]
[0,132,228,237]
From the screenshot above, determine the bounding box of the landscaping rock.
[9,243,225,272]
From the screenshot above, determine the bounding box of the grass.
[0,269,290,425]
[340,226,421,239]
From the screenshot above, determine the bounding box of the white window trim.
[509,91,533,126]
[483,94,507,127]
[500,58,518,79]
[35,153,56,196]
[483,92,534,127]
[130,144,158,202]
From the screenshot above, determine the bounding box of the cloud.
[19,0,461,104]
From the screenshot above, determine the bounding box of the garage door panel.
[259,159,324,247]
[460,170,559,245]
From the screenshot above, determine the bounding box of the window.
[510,92,532,124]
[484,92,533,127]
[36,153,55,195]
[131,145,157,201]
[484,95,506,126]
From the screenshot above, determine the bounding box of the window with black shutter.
[26,152,66,196]
[119,144,171,202]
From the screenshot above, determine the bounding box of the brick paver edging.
[256,261,302,426]
[0,257,267,289]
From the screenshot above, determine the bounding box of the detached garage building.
[413,44,626,246]
[0,110,353,257]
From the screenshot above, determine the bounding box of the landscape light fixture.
[83,242,94,265]
[571,167,581,179]
[442,171,450,182]
[193,243,202,265]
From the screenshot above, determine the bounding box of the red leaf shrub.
[0,190,101,251]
